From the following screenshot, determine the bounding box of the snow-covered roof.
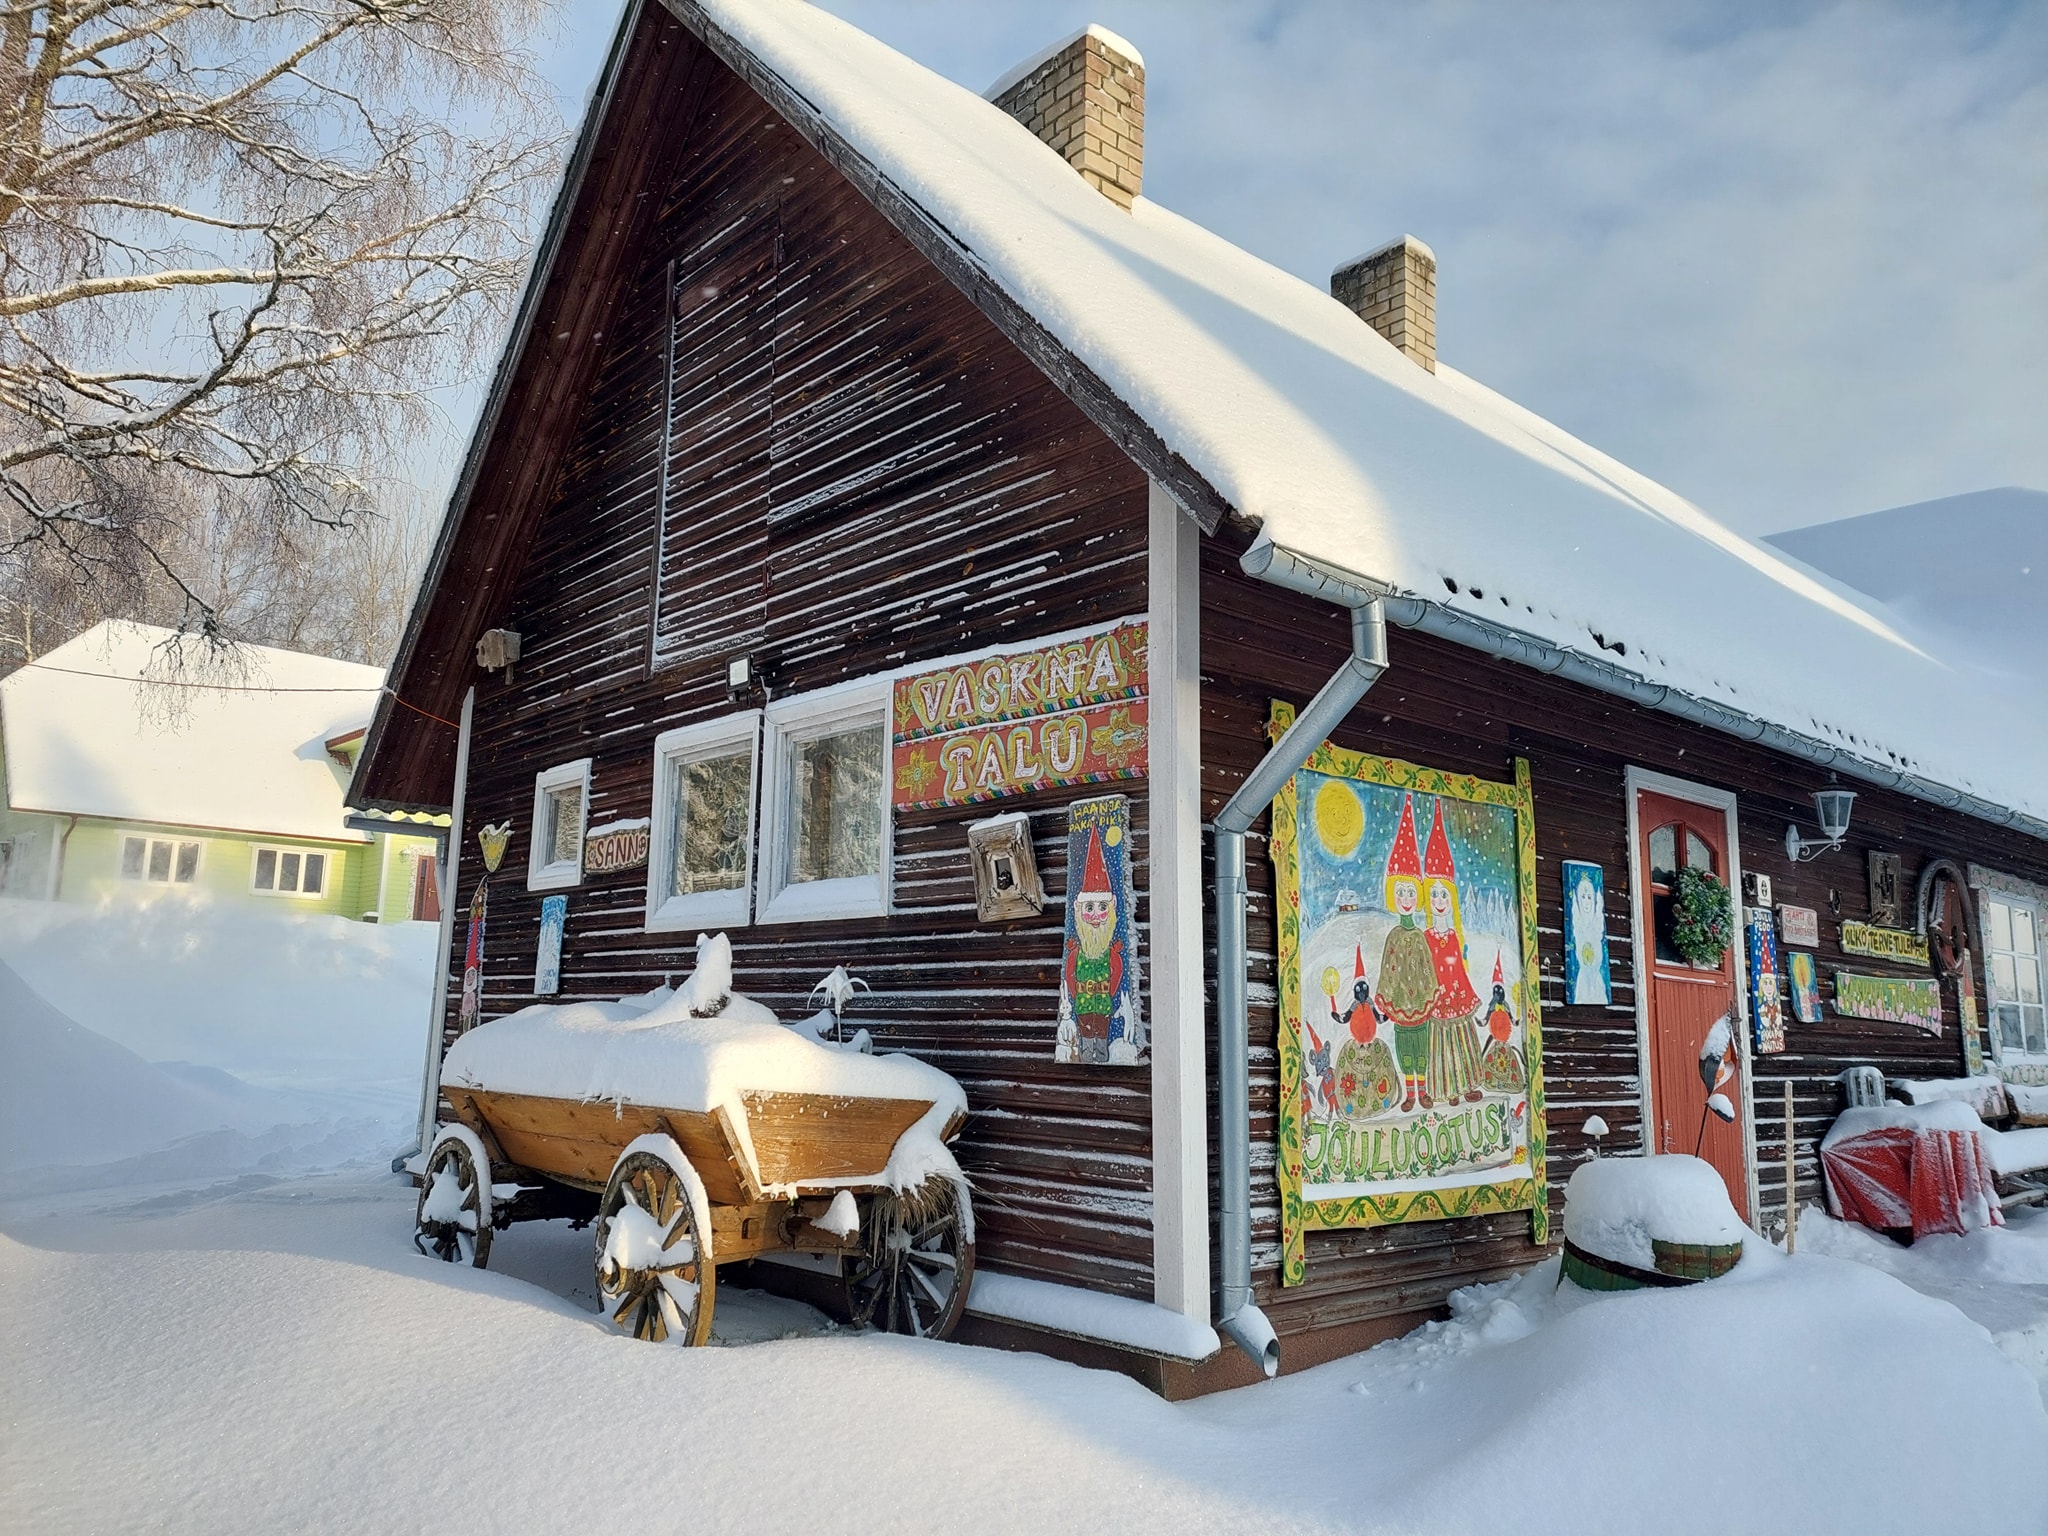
[0,621,381,842]
[689,0,2047,829]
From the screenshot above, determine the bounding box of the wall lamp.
[1785,787,1857,863]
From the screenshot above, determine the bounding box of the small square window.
[528,758,592,892]
[759,683,890,924]
[645,714,758,932]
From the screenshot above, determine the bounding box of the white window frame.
[528,757,592,892]
[644,711,761,933]
[121,835,203,886]
[249,843,327,899]
[758,679,892,925]
[1981,887,2047,1068]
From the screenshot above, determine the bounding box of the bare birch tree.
[0,0,561,663]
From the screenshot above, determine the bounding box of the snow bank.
[1800,1204,2048,1391]
[0,895,433,1185]
[1562,1154,1747,1271]
[7,1173,2043,1535]
[0,959,292,1170]
[0,893,435,1090]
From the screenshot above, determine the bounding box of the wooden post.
[1783,1079,1797,1254]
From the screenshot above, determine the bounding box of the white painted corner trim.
[1147,479,1209,1323]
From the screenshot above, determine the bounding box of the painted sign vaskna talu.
[890,622,1147,811]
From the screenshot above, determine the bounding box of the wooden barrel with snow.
[412,939,974,1344]
[1559,1154,1746,1292]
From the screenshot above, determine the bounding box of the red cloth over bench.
[1821,1126,2004,1240]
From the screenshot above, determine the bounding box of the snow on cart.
[414,936,972,1345]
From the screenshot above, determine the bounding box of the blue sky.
[512,0,2047,537]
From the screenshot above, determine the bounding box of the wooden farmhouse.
[354,0,2048,1393]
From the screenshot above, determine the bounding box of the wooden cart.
[413,1080,973,1346]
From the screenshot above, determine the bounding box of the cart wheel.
[415,1128,492,1269]
[595,1140,714,1346]
[848,1175,973,1340]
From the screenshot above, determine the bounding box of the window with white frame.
[645,713,759,932]
[758,681,890,923]
[1984,891,2046,1063]
[122,835,201,885]
[528,758,591,891]
[250,844,325,897]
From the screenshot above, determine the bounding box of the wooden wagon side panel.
[432,34,1156,1301]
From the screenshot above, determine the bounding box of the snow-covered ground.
[0,894,434,1186]
[3,1163,2046,1536]
[5,896,2048,1532]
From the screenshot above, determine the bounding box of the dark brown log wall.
[1202,528,2048,1338]
[444,56,1156,1299]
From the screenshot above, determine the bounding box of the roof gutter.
[1242,541,2048,845]
[1214,557,1392,1378]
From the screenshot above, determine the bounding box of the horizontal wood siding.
[1202,528,2048,1338]
[441,57,1155,1299]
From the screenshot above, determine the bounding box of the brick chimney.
[989,25,1145,211]
[1331,236,1437,373]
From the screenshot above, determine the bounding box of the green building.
[0,621,442,922]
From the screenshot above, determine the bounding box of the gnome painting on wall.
[1268,710,1547,1280]
[1055,794,1146,1066]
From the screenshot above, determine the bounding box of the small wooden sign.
[1840,921,1931,966]
[1868,851,1904,926]
[583,819,650,874]
[1776,904,1819,948]
[1833,970,1942,1035]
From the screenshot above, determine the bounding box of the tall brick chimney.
[1331,236,1437,373]
[989,25,1145,211]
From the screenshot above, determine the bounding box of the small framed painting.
[1786,951,1821,1024]
[1561,860,1611,1006]
[535,894,567,996]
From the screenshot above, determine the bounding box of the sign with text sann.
[890,622,1148,811]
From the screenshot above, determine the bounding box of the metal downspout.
[400,685,475,1170]
[1215,559,1391,1376]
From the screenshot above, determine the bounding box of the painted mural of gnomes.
[1055,795,1146,1066]
[1321,946,1402,1117]
[1371,794,1439,1111]
[1420,801,1488,1108]
[1480,953,1528,1092]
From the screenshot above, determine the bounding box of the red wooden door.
[411,853,441,924]
[1636,787,1747,1211]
